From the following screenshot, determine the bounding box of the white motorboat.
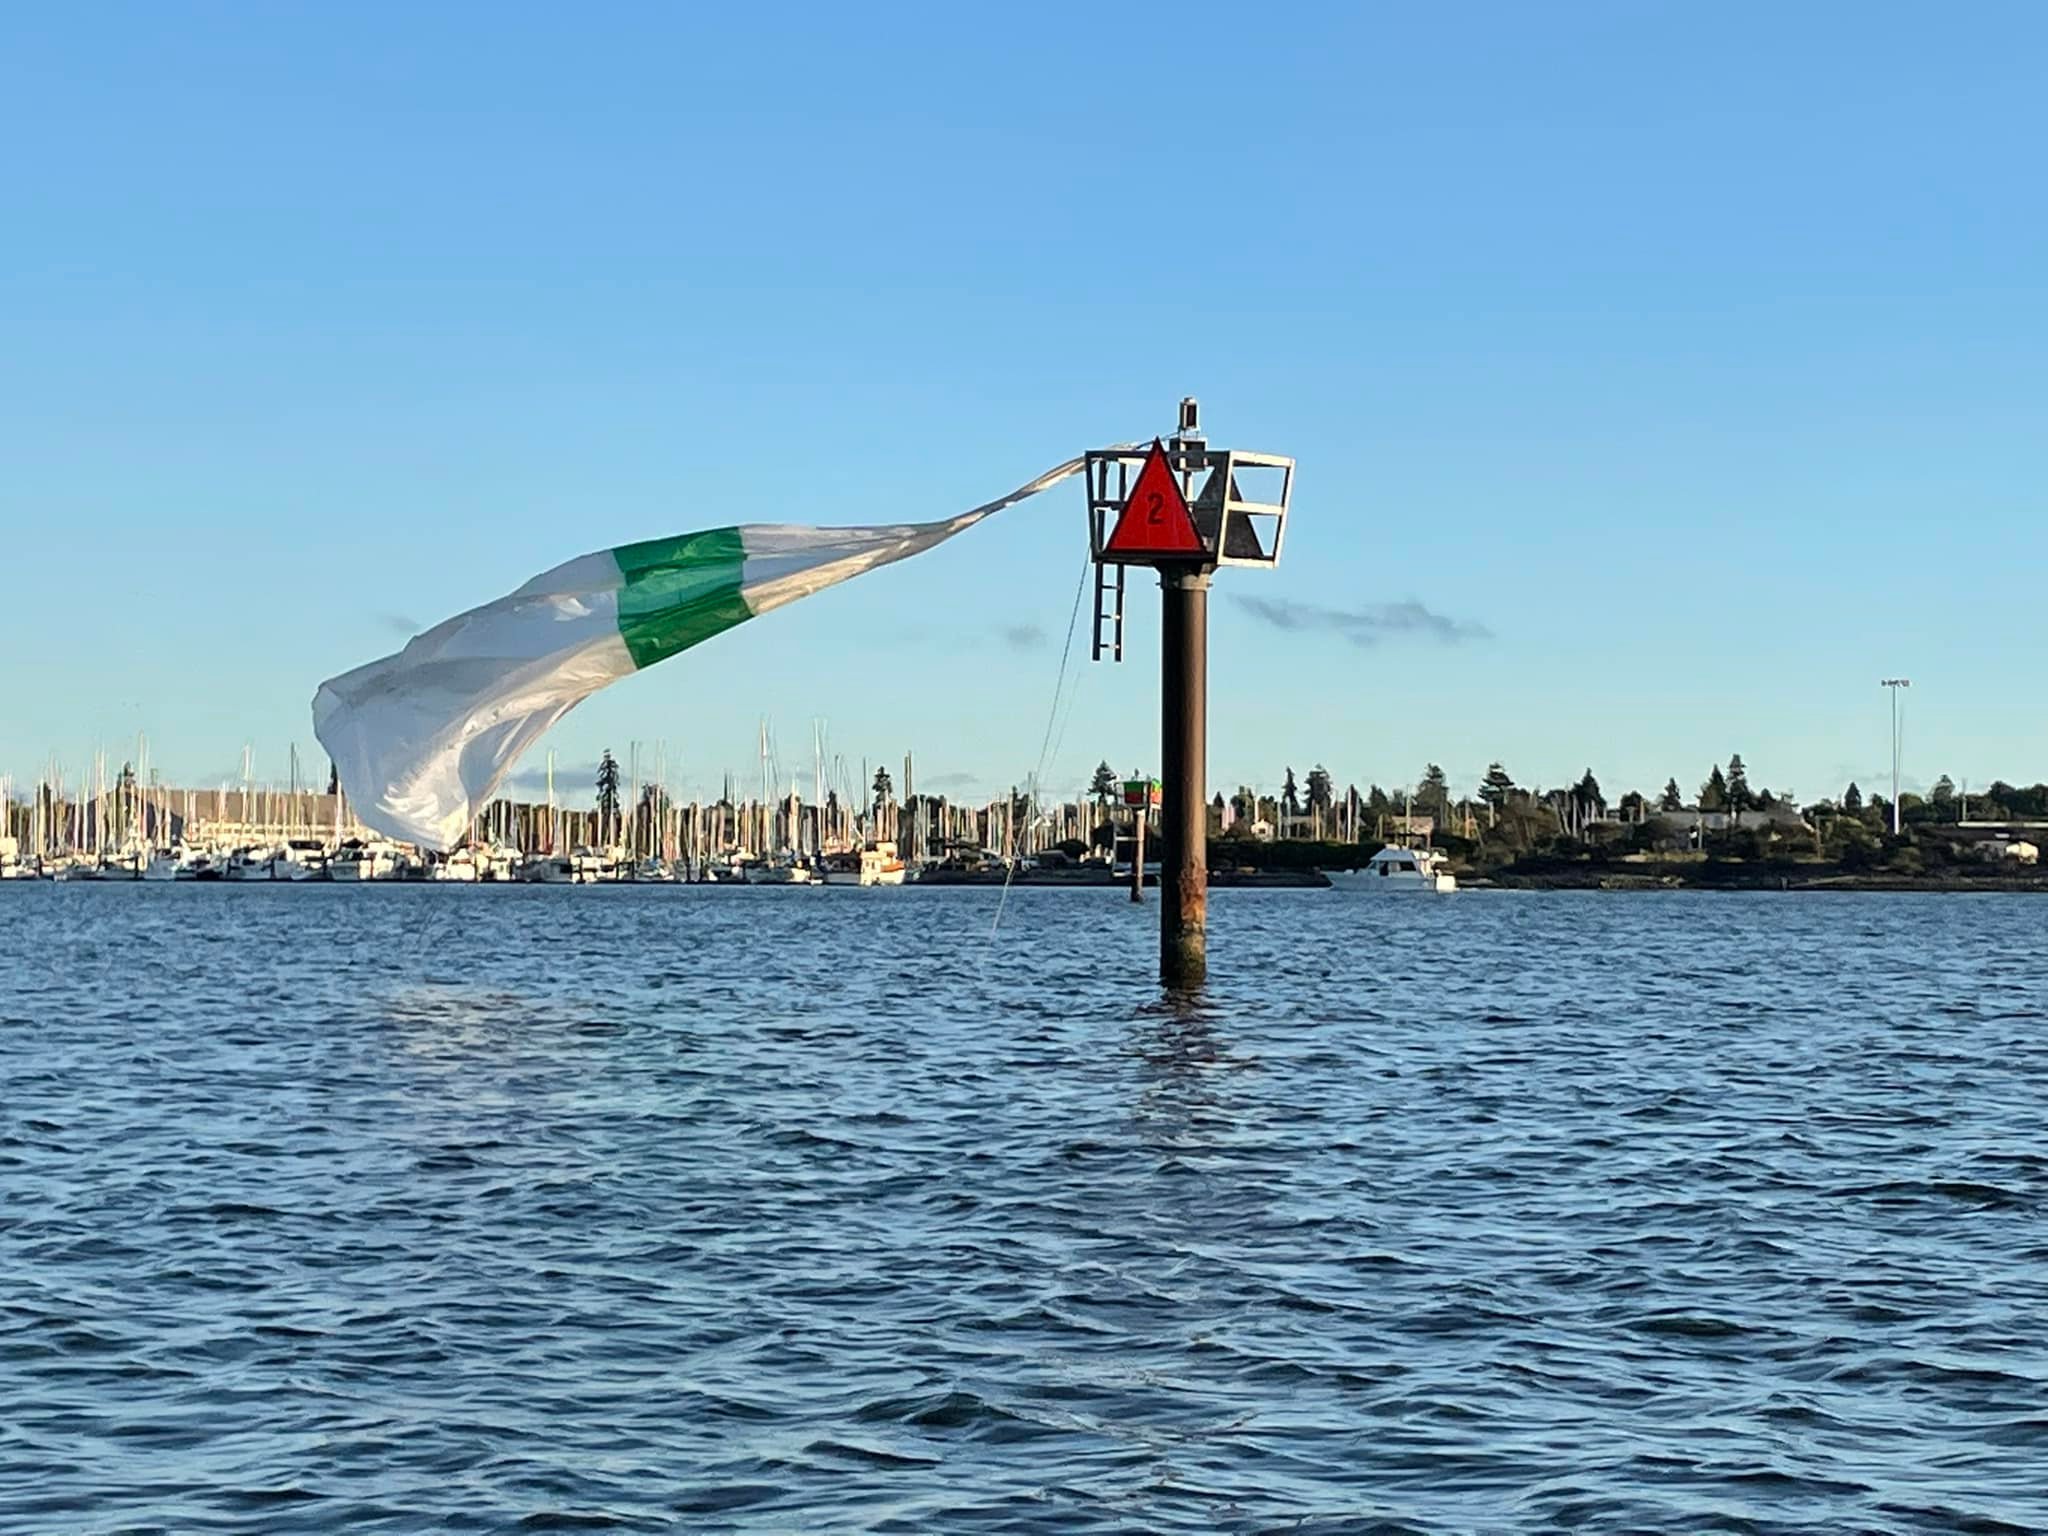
[433,849,481,882]
[1326,844,1458,893]
[478,844,523,882]
[572,848,617,884]
[328,840,405,881]
[0,835,33,880]
[277,839,329,881]
[93,849,141,881]
[225,845,280,881]
[857,842,908,886]
[94,846,178,881]
[327,842,375,881]
[174,846,224,881]
[520,852,577,884]
[746,857,819,885]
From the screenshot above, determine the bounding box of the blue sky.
[3,3,2042,809]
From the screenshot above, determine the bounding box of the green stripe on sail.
[612,527,754,671]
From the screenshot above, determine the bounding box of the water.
[3,887,2045,1534]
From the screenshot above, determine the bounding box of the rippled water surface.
[3,886,2046,1533]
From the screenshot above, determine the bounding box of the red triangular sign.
[1103,440,1205,558]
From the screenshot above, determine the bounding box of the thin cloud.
[876,621,1050,653]
[503,762,592,795]
[1232,595,1491,648]
[378,611,422,636]
[1826,767,1928,799]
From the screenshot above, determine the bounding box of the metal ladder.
[1091,558,1126,663]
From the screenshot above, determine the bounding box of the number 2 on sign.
[1146,491,1163,523]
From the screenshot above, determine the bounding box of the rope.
[990,545,1093,939]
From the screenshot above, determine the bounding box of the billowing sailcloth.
[314,455,1084,850]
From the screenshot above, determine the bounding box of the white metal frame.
[1084,443,1294,570]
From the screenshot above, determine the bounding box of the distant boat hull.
[1327,846,1458,893]
[1325,868,1456,893]
[93,855,182,882]
[330,843,405,881]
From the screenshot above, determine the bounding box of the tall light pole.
[1881,678,1911,835]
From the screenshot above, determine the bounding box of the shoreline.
[1482,871,2048,893]
[15,871,2047,892]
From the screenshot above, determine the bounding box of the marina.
[0,838,1338,888]
[0,744,1367,888]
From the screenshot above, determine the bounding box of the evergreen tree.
[1843,781,1863,814]
[1726,754,1755,816]
[1931,774,1956,807]
[1999,782,2040,816]
[1416,764,1450,815]
[1282,767,1301,817]
[1618,789,1646,820]
[1659,778,1683,812]
[872,765,894,814]
[1574,768,1603,810]
[1305,765,1334,815]
[1089,761,1117,830]
[327,760,339,797]
[1479,762,1516,807]
[595,750,622,840]
[1700,764,1728,811]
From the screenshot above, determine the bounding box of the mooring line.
[990,546,1093,940]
